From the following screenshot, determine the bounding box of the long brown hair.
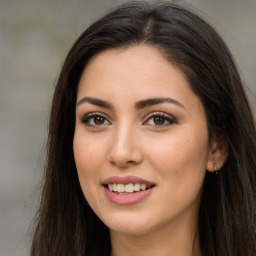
[31,2,256,255]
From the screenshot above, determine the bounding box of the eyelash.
[80,112,176,128]
[143,112,177,127]
[81,112,111,127]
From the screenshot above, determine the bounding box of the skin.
[73,45,227,256]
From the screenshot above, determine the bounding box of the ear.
[207,136,229,173]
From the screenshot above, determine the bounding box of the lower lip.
[103,186,154,205]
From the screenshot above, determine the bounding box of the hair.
[30,1,256,255]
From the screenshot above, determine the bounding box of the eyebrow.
[135,97,186,110]
[76,96,185,110]
[76,97,113,109]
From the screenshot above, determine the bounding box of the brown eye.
[153,116,166,125]
[144,113,176,127]
[81,113,111,127]
[94,116,105,125]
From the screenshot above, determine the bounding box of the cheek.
[73,134,105,173]
[73,133,107,201]
[146,128,209,182]
[145,133,208,217]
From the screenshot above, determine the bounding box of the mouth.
[104,183,154,194]
[102,175,155,205]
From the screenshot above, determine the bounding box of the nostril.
[108,158,138,168]
[126,160,137,165]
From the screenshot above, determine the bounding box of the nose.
[108,125,143,168]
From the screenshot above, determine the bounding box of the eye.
[143,112,176,127]
[81,112,111,127]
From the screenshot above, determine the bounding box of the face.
[73,45,212,236]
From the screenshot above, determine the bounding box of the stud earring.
[213,163,218,175]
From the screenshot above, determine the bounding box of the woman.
[30,1,256,255]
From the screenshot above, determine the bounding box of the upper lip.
[102,175,155,186]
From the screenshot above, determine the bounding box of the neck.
[110,215,201,256]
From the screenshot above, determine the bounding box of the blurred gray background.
[0,0,255,255]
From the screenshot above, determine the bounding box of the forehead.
[76,45,205,115]
[77,45,190,96]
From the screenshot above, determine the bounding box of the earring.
[213,163,218,175]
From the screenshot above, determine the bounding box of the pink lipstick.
[102,175,155,205]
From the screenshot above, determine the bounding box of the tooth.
[113,183,117,192]
[140,184,146,191]
[110,183,150,193]
[117,184,125,193]
[124,183,134,192]
[134,183,140,191]
[108,184,113,191]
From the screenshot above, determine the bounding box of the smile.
[102,176,155,205]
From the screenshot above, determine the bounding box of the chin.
[110,223,153,236]
[100,212,156,236]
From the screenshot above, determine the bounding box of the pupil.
[154,116,165,125]
[94,116,104,125]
